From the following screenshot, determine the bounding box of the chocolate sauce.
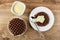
[9,18,26,36]
[35,12,49,26]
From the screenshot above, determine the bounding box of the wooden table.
[0,0,60,40]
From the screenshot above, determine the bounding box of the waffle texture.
[9,18,26,36]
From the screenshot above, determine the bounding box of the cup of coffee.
[7,18,27,36]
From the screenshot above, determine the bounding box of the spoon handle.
[35,23,46,40]
[31,17,46,40]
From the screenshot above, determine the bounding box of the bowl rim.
[11,1,26,16]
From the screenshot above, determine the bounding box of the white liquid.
[13,3,24,14]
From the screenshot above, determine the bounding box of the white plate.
[29,6,54,32]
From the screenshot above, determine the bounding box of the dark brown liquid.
[35,12,49,26]
[9,18,26,36]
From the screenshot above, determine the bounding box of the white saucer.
[29,6,54,32]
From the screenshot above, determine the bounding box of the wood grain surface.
[0,0,60,40]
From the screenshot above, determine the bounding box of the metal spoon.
[31,16,46,40]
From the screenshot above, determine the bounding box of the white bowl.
[7,17,27,36]
[11,1,26,16]
[29,6,54,32]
